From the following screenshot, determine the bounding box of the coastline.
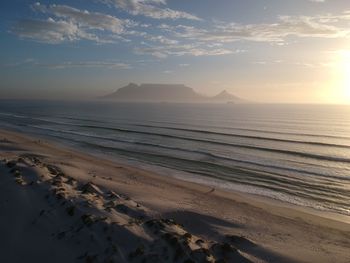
[0,128,349,262]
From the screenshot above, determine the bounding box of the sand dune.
[0,129,349,263]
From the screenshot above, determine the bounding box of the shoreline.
[114,157,350,226]
[1,107,350,220]
[7,127,350,225]
[1,128,350,262]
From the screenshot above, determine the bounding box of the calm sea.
[1,101,349,216]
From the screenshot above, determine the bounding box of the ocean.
[1,100,349,216]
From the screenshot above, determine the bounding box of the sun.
[336,50,350,103]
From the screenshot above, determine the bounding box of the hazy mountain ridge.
[103,83,244,103]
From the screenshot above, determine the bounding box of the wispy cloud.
[252,58,335,69]
[33,3,125,33]
[100,0,200,20]
[12,2,134,44]
[2,58,131,70]
[134,43,243,58]
[161,14,349,44]
[2,58,36,68]
[39,61,132,69]
[13,18,82,44]
[214,15,346,41]
[10,2,350,61]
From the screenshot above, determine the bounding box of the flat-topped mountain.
[103,83,244,103]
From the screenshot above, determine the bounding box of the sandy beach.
[0,129,349,263]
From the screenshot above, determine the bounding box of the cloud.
[13,18,81,44]
[32,3,125,33]
[39,61,132,69]
[100,0,200,20]
[252,59,335,69]
[160,14,349,44]
[11,2,350,62]
[146,35,179,45]
[2,58,36,68]
[132,11,349,58]
[134,43,242,58]
[12,2,134,44]
[3,58,131,70]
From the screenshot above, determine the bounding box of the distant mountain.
[211,90,242,102]
[103,83,244,103]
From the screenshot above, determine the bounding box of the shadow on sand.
[163,210,297,263]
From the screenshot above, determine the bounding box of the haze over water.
[1,101,350,216]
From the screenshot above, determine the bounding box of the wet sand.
[0,129,349,263]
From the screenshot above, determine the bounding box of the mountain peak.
[218,90,229,95]
[103,83,245,103]
[125,83,138,88]
[212,90,240,102]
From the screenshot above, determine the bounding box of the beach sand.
[0,129,349,263]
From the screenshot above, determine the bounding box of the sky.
[1,0,350,103]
